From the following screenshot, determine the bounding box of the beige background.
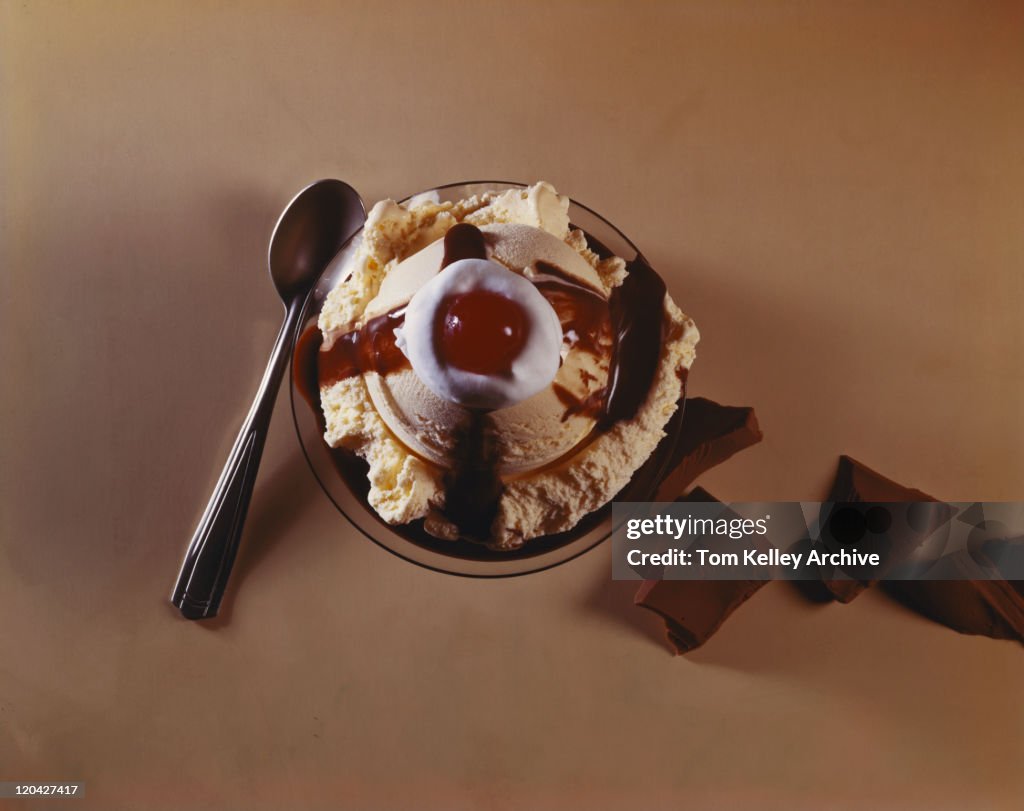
[2,2,1023,809]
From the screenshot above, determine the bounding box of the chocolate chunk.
[653,398,763,501]
[820,456,952,603]
[635,488,768,654]
[830,455,933,502]
[633,400,765,653]
[887,537,1024,643]
[819,458,1023,642]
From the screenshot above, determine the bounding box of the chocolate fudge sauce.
[294,323,325,408]
[552,383,605,422]
[311,306,410,388]
[601,256,667,428]
[531,260,611,359]
[533,255,668,427]
[442,411,504,541]
[441,222,488,268]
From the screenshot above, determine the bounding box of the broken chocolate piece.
[818,458,1023,642]
[635,488,768,654]
[887,537,1024,643]
[654,398,763,501]
[820,456,951,603]
[633,401,765,653]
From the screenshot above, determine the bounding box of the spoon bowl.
[270,180,366,301]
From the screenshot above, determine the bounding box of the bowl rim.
[288,179,669,577]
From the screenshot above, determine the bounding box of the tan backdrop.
[2,2,1022,809]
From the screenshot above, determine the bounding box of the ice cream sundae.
[301,182,699,549]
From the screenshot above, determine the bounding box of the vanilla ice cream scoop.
[359,222,614,475]
[395,257,562,410]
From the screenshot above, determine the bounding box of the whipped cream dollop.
[395,258,562,410]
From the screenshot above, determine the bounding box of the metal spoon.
[171,179,366,620]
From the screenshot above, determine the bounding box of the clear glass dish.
[289,181,685,577]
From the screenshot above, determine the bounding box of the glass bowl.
[289,181,685,577]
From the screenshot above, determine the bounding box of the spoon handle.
[171,300,303,619]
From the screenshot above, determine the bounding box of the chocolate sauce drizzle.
[294,324,325,410]
[532,261,611,358]
[300,223,670,545]
[601,256,667,428]
[315,306,410,387]
[442,411,503,541]
[441,222,488,268]
[534,256,667,427]
[552,382,605,422]
[435,218,506,539]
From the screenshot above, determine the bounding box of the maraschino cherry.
[436,290,528,376]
